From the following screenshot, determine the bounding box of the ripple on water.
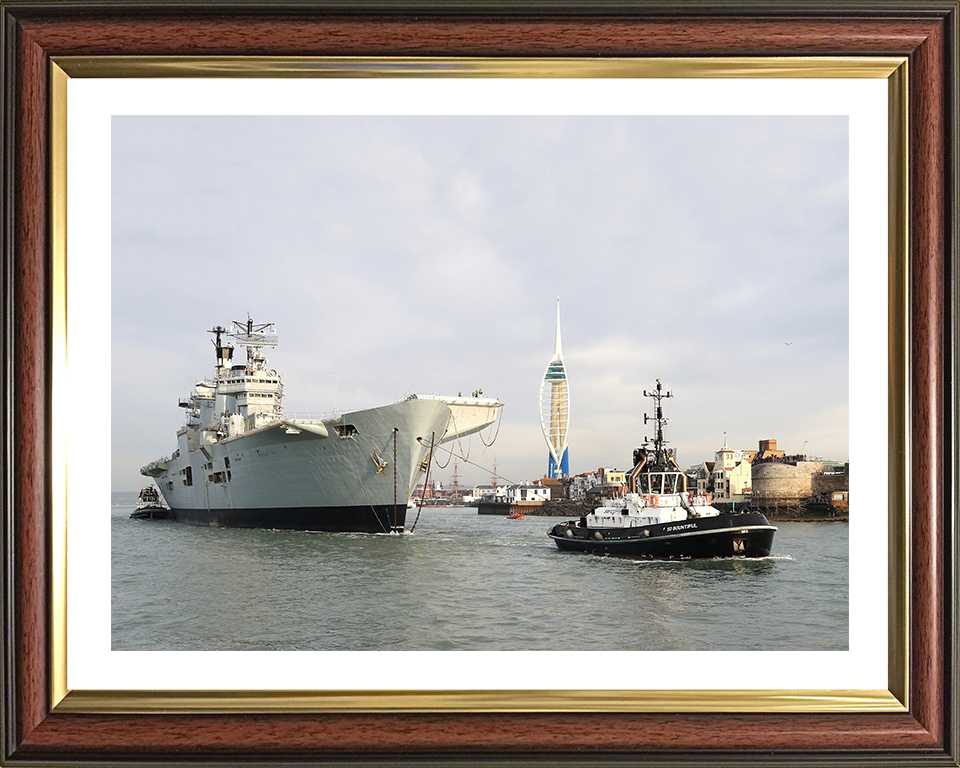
[112,511,848,651]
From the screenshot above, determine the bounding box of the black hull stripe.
[549,524,777,546]
[550,529,776,559]
[168,505,407,533]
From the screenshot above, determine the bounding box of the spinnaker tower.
[539,298,570,479]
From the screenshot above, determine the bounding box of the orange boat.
[507,511,524,520]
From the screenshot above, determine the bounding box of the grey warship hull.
[144,398,460,533]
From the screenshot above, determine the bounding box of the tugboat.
[548,380,776,559]
[130,485,169,520]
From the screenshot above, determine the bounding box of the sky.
[111,114,849,492]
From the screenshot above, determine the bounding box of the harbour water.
[112,506,847,651]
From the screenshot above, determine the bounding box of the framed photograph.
[2,2,957,765]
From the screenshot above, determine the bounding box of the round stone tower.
[751,460,825,511]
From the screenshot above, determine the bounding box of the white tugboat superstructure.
[141,319,502,532]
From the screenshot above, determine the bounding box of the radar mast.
[227,316,278,371]
[643,378,673,467]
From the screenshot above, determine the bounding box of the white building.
[711,437,752,501]
[506,482,550,504]
[464,484,508,503]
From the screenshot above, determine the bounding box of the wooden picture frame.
[2,2,957,765]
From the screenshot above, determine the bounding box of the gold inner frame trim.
[50,62,69,709]
[886,62,910,711]
[56,688,905,715]
[54,55,904,79]
[48,56,909,716]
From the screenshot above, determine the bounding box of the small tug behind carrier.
[130,486,169,520]
[548,380,776,559]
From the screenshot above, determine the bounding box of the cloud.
[112,114,849,491]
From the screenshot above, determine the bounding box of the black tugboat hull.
[548,512,776,559]
[168,504,407,533]
[129,506,170,521]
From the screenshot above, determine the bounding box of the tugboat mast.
[643,379,673,466]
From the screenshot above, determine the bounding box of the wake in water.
[112,505,846,652]
[609,553,796,566]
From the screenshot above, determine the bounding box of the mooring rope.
[448,411,472,463]
[478,404,503,447]
[430,444,520,488]
[392,428,398,532]
[409,431,436,533]
[433,441,453,470]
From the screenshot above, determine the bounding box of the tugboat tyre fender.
[565,529,574,538]
[594,531,604,540]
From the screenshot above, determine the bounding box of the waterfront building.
[830,490,849,508]
[539,297,570,478]
[711,436,753,502]
[584,468,628,502]
[693,438,753,501]
[752,460,824,512]
[506,482,550,504]
[690,436,849,515]
[411,479,444,500]
[603,468,627,489]
[463,484,508,504]
[537,475,565,501]
[566,470,602,500]
[754,438,785,462]
[750,442,850,515]
[694,461,715,496]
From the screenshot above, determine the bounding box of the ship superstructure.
[141,319,502,533]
